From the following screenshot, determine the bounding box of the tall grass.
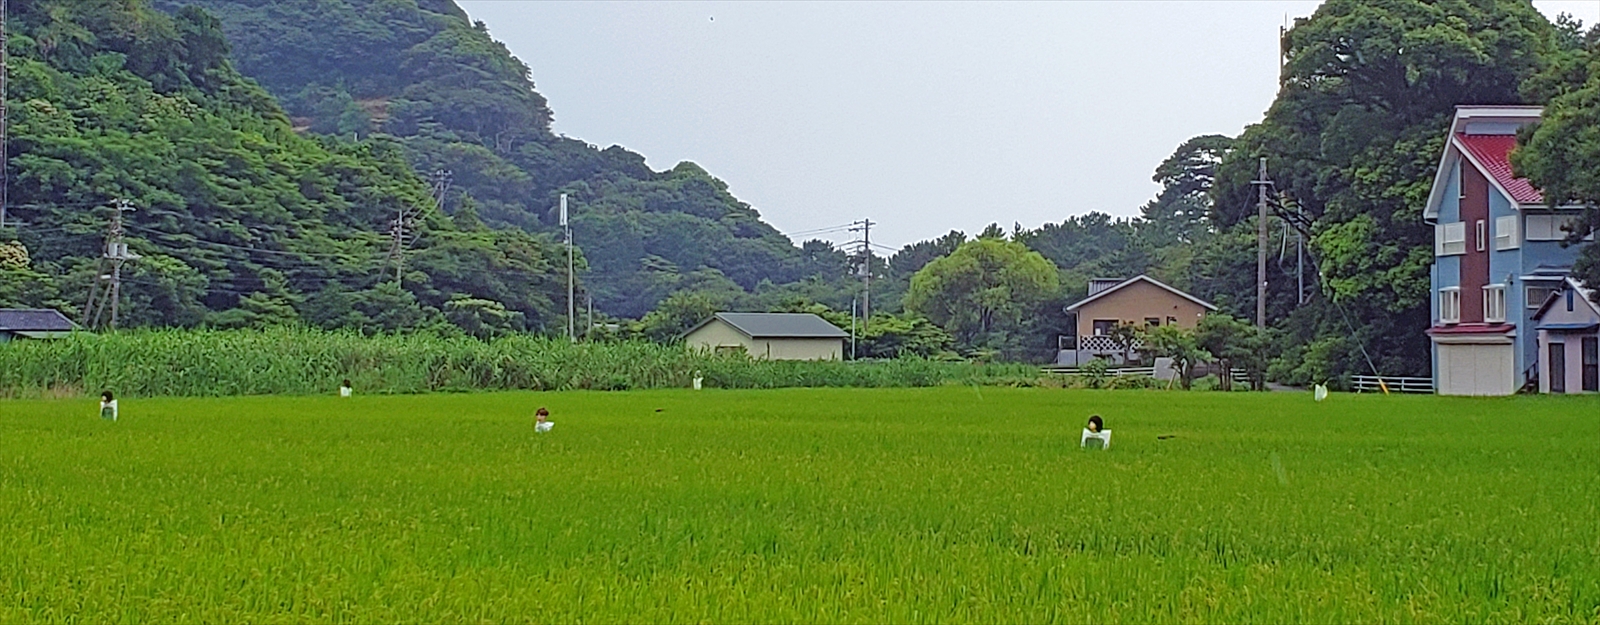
[0,328,1036,397]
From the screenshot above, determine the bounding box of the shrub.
[0,328,1041,398]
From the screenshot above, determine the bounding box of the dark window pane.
[1584,337,1598,392]
[1551,343,1567,394]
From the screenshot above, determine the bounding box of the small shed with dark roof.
[0,308,78,342]
[683,312,848,360]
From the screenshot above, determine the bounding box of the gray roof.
[688,312,848,339]
[0,309,76,333]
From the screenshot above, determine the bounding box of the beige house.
[683,312,847,360]
[1059,275,1217,365]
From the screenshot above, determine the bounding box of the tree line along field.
[3,388,1599,623]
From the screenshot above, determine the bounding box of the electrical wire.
[781,223,856,239]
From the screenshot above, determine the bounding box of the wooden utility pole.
[1255,157,1269,329]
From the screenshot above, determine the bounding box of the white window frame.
[1526,214,1584,241]
[1475,220,1487,252]
[1494,215,1519,250]
[1436,222,1467,256]
[1440,287,1461,324]
[1527,285,1556,310]
[1484,284,1506,324]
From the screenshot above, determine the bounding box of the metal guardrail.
[1352,375,1434,394]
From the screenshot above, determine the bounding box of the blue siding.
[1438,163,1462,223]
[1521,239,1576,271]
[1434,256,1461,298]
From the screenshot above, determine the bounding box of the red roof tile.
[1455,134,1543,205]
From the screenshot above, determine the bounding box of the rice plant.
[2,389,1596,622]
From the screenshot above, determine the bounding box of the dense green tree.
[1142,134,1233,246]
[1513,17,1600,290]
[635,290,723,343]
[1209,0,1560,379]
[904,238,1059,350]
[1193,313,1269,390]
[855,314,954,359]
[1140,324,1206,389]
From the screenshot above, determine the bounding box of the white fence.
[1041,365,1249,380]
[1041,365,1155,377]
[1351,375,1434,394]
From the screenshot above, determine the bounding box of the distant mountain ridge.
[150,0,829,317]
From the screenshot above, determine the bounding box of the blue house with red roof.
[1423,106,1590,395]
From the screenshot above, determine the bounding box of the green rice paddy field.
[3,388,1599,623]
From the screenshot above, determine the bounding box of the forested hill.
[148,0,823,317]
[0,0,568,335]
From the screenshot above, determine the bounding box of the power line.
[782,223,856,239]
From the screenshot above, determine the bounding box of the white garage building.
[683,312,847,360]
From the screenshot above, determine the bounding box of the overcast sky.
[458,1,1600,250]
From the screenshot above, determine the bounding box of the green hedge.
[0,328,1038,398]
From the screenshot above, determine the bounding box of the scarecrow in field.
[534,407,554,433]
[99,391,118,422]
[1081,415,1110,449]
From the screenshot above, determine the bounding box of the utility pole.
[850,296,858,360]
[562,193,574,342]
[1297,230,1305,305]
[850,219,873,327]
[431,169,452,214]
[1254,157,1269,329]
[388,203,405,284]
[83,200,138,331]
[386,170,449,286]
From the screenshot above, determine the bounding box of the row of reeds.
[0,328,1039,398]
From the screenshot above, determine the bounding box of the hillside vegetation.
[148,0,829,317]
[0,0,568,335]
